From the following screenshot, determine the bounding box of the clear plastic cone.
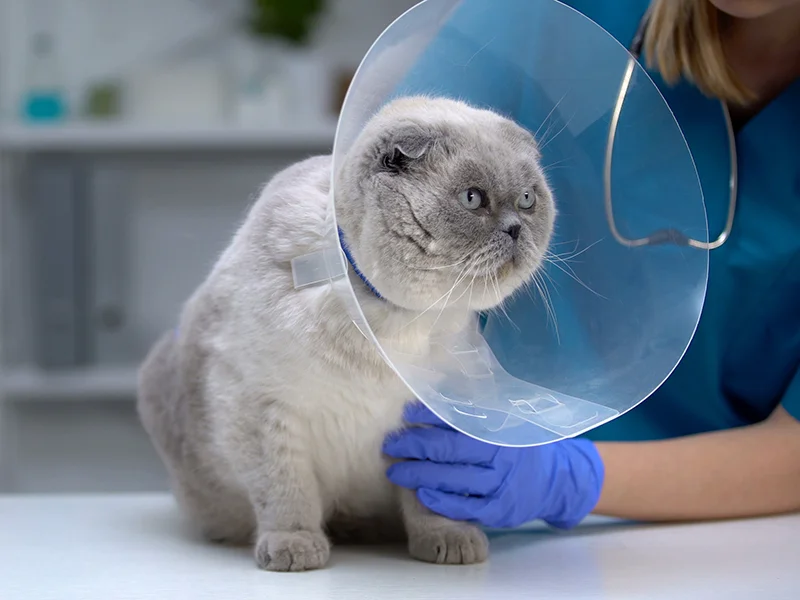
[293,0,708,446]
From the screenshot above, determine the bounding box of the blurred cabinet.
[0,122,335,492]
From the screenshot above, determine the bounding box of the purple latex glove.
[384,403,605,529]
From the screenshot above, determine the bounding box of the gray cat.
[137,96,556,572]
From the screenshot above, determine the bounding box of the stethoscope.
[604,10,738,250]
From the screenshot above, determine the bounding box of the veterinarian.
[384,0,800,529]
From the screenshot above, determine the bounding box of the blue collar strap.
[338,228,384,300]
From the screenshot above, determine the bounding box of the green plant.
[248,0,326,46]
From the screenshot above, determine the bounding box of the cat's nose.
[504,223,521,241]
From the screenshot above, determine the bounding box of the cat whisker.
[534,104,567,153]
[549,238,584,250]
[428,259,477,335]
[543,242,601,284]
[490,272,500,303]
[399,259,474,331]
[394,254,471,272]
[466,271,478,310]
[541,157,573,174]
[539,264,564,296]
[543,252,583,279]
[543,258,607,300]
[541,165,570,175]
[542,237,605,298]
[532,271,560,343]
[534,92,568,141]
[489,272,518,331]
[461,36,497,68]
[535,118,560,158]
[538,113,576,153]
[449,268,479,307]
[545,237,603,263]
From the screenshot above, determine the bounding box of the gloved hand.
[383,403,605,529]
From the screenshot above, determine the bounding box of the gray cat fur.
[137,96,555,572]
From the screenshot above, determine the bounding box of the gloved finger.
[386,461,501,496]
[401,402,452,429]
[416,488,494,525]
[382,426,498,465]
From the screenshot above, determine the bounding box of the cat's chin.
[496,260,516,281]
[468,264,540,312]
[375,260,539,315]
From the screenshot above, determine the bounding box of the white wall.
[0,0,419,494]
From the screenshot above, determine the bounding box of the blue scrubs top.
[557,0,800,441]
[391,0,800,441]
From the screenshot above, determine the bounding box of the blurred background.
[0,0,418,494]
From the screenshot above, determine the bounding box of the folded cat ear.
[381,126,433,174]
[394,130,431,160]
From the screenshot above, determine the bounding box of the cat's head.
[335,96,555,313]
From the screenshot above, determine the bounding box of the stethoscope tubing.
[604,9,738,250]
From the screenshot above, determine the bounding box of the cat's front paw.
[408,522,489,565]
[255,529,331,572]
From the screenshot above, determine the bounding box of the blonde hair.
[643,0,756,105]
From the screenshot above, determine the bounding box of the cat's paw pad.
[255,529,331,572]
[408,523,489,565]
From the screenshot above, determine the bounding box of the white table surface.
[0,494,796,600]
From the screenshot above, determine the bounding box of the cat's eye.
[517,191,536,211]
[459,188,485,211]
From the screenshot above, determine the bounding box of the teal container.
[20,32,68,123]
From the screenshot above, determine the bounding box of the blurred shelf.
[0,120,338,153]
[1,365,138,401]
